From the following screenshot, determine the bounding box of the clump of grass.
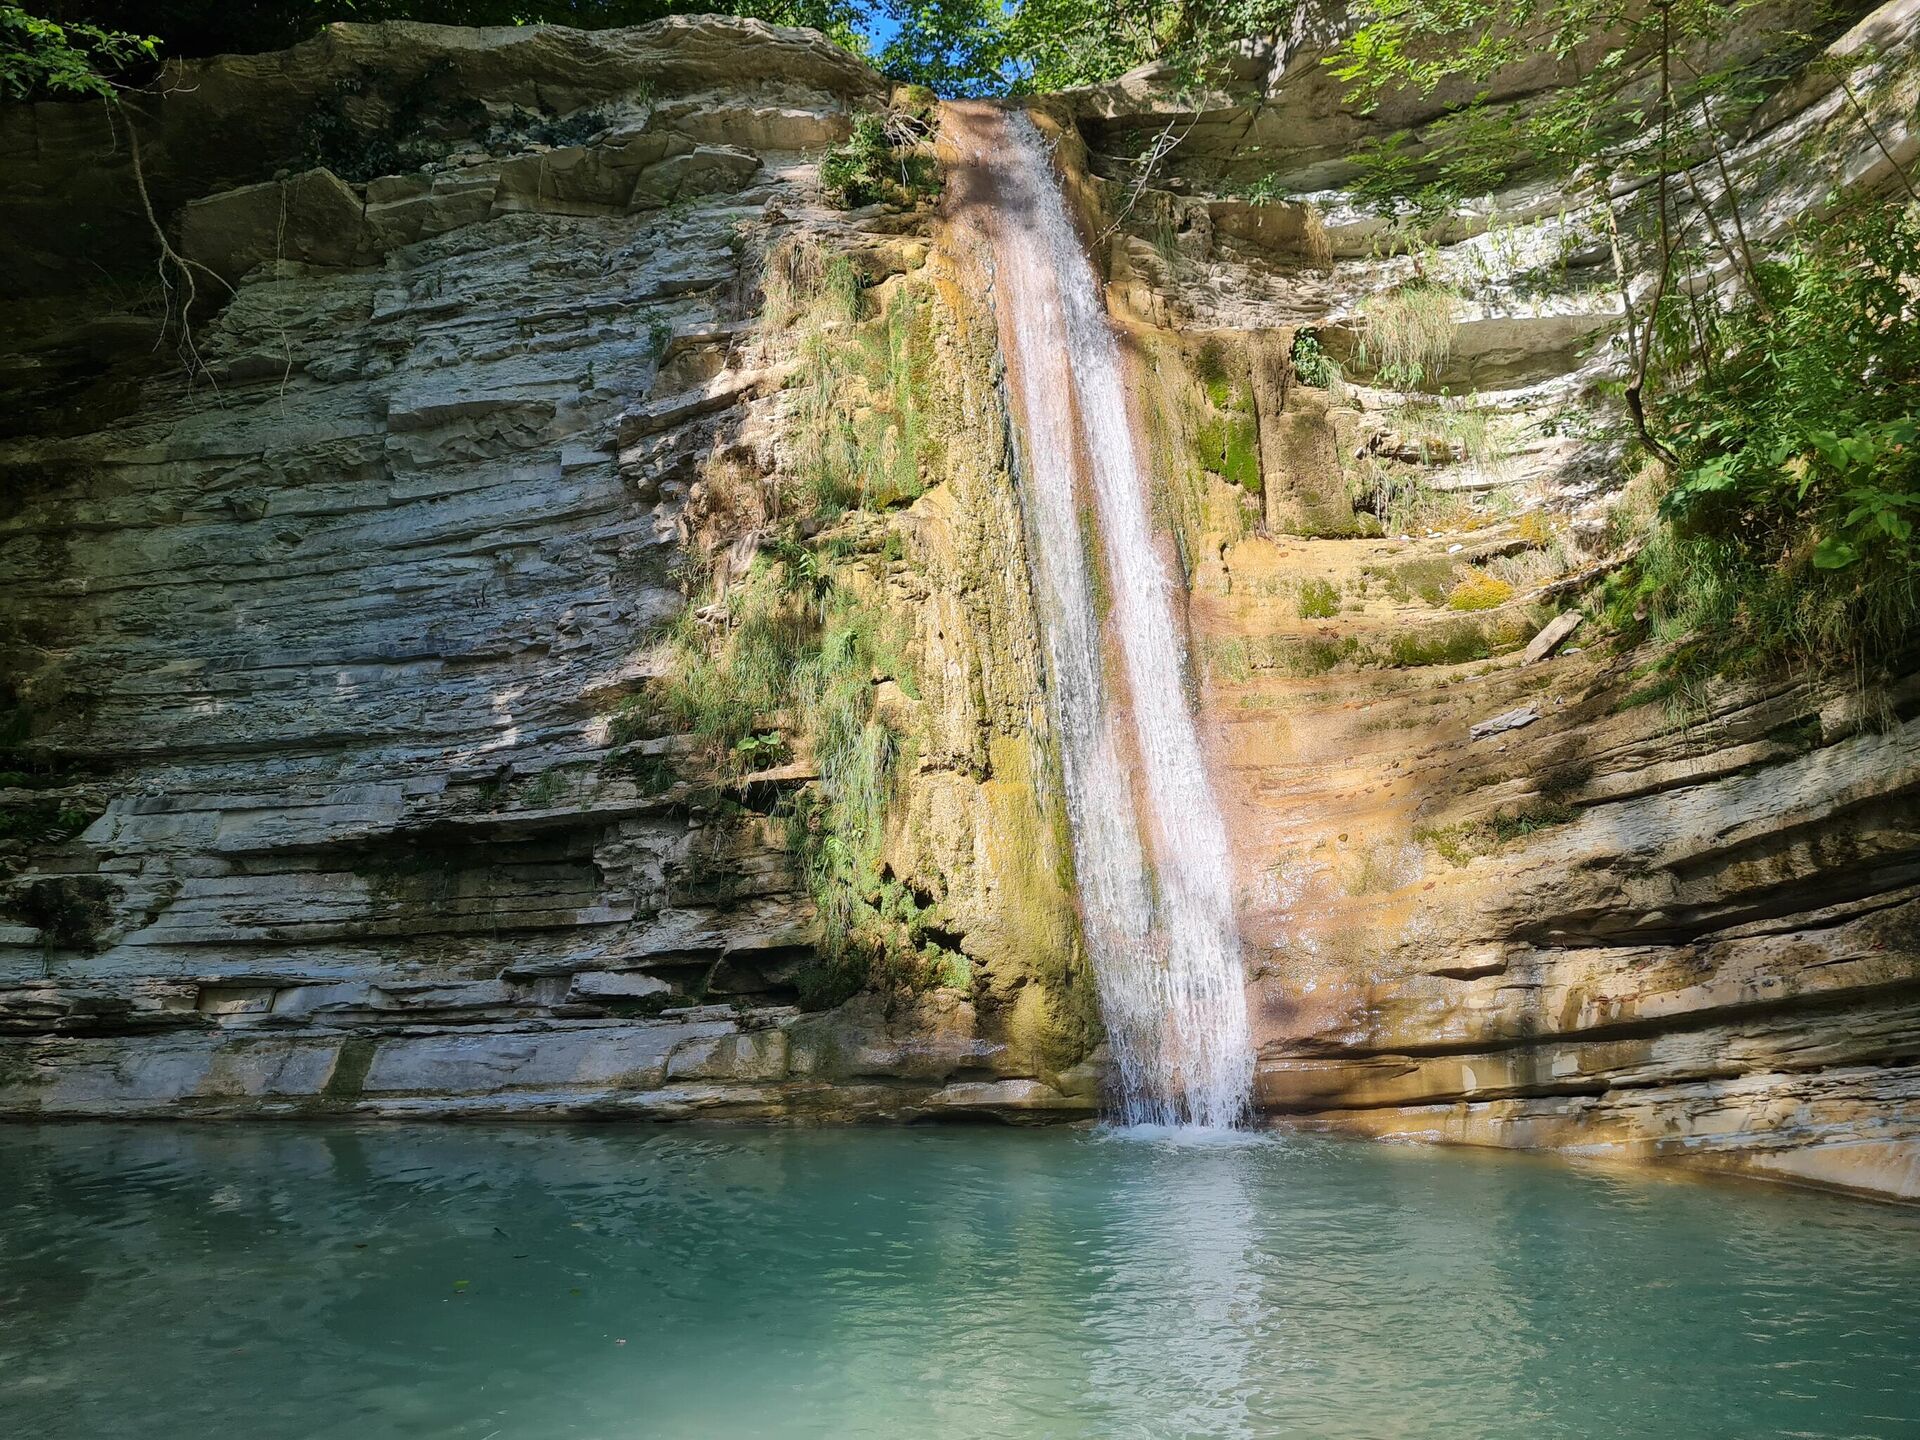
[1300,204,1335,272]
[1349,460,1478,536]
[762,235,860,334]
[1447,571,1514,611]
[604,749,677,794]
[1370,554,1459,606]
[1514,509,1557,547]
[1207,636,1252,684]
[1417,800,1578,866]
[660,610,803,758]
[1298,579,1341,619]
[1358,281,1458,389]
[1278,635,1364,675]
[616,542,949,1008]
[774,258,943,519]
[786,597,956,1008]
[1394,398,1502,468]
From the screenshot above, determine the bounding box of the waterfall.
[975,110,1254,1127]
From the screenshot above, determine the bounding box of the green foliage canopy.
[21,1,865,64]
[1327,0,1776,216]
[876,0,1297,96]
[1,4,153,98]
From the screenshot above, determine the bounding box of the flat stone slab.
[1470,706,1540,740]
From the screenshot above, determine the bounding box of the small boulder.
[1522,610,1583,664]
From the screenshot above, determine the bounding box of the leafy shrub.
[1637,200,1920,674]
[0,799,92,844]
[1,6,154,99]
[7,875,115,950]
[1290,329,1340,389]
[820,110,940,209]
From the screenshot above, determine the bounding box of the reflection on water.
[2,1124,1918,1439]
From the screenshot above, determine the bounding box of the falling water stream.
[968,108,1254,1126]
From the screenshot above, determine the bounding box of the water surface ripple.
[2,1125,1917,1439]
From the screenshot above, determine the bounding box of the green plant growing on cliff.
[1289,330,1339,389]
[1386,618,1498,667]
[781,265,944,515]
[1447,570,1514,612]
[1297,578,1340,619]
[1324,0,1920,569]
[784,596,949,1008]
[1142,337,1251,580]
[642,587,809,762]
[1358,282,1458,390]
[820,109,941,209]
[1416,800,1579,866]
[1395,398,1501,470]
[0,799,93,845]
[762,235,861,334]
[1603,200,1920,679]
[1349,460,1476,539]
[1188,339,1263,496]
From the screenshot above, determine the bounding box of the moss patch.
[1447,571,1515,611]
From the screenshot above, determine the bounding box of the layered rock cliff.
[1,18,1093,1122]
[1,8,1916,1198]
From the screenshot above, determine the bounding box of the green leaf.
[1811,536,1860,569]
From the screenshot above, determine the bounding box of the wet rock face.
[0,18,1090,1125]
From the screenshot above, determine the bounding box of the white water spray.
[982,112,1254,1127]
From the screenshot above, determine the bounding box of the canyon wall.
[2,8,1917,1198]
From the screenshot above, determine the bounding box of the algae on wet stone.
[1193,340,1262,495]
[624,238,1089,1034]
